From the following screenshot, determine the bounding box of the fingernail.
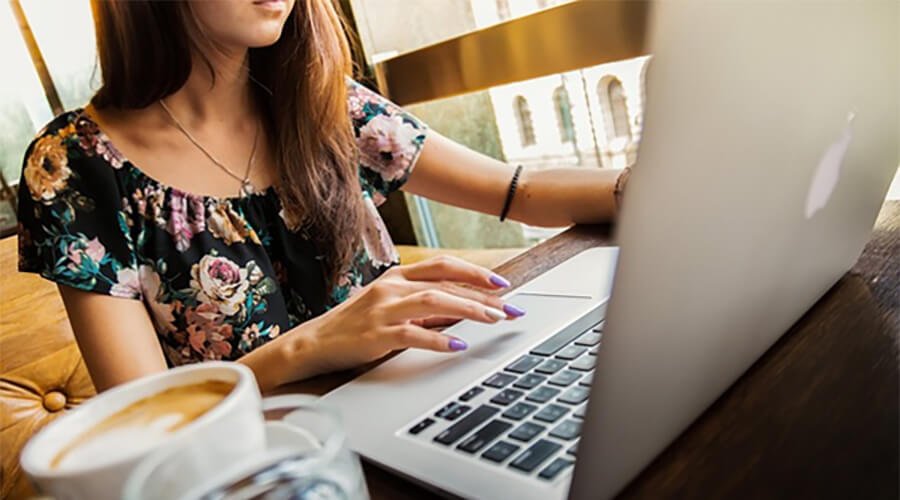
[449,338,468,351]
[490,274,511,288]
[484,307,507,321]
[503,303,526,317]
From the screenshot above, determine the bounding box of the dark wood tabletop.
[274,201,899,500]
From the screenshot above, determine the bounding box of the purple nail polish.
[449,339,468,351]
[503,304,526,317]
[489,274,511,288]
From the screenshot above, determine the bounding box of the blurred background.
[1,0,897,246]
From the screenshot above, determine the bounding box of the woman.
[17,0,627,393]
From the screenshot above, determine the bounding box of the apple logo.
[805,112,855,219]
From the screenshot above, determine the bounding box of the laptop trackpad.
[449,292,595,362]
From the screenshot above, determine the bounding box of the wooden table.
[274,201,899,500]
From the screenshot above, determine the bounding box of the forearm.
[237,322,321,393]
[507,167,622,227]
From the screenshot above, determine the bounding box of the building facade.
[472,0,650,172]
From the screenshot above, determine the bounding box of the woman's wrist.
[238,321,321,392]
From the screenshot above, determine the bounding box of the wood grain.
[272,203,898,500]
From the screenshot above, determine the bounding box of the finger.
[412,316,460,328]
[384,290,508,324]
[407,281,525,319]
[383,324,469,353]
[398,255,511,290]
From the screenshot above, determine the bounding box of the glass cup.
[123,395,369,500]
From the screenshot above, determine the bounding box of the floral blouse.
[17,80,428,367]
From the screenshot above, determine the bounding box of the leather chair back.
[0,236,96,499]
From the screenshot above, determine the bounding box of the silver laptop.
[321,2,899,499]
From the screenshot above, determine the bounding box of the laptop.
[321,2,899,499]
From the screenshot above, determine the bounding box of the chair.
[0,236,94,499]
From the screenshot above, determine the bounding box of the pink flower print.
[66,237,106,272]
[95,138,126,169]
[357,114,422,181]
[167,190,205,252]
[348,94,366,120]
[110,267,141,299]
[190,255,250,316]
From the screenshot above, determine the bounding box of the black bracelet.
[499,165,523,222]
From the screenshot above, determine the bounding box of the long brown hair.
[90,0,364,290]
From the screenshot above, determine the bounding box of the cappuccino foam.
[51,380,234,470]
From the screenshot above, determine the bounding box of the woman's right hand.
[286,256,525,378]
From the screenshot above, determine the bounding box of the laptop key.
[457,419,513,454]
[539,457,575,480]
[435,402,471,421]
[482,440,521,463]
[514,373,546,390]
[555,345,587,360]
[549,370,582,387]
[549,419,582,440]
[503,402,538,420]
[509,439,562,473]
[567,442,578,456]
[592,322,605,332]
[409,418,435,435]
[509,422,546,442]
[527,386,561,404]
[578,371,594,387]
[434,405,499,445]
[490,389,524,406]
[535,359,567,375]
[574,404,587,419]
[590,346,600,355]
[459,386,485,402]
[531,327,589,357]
[559,386,591,405]
[575,332,602,346]
[505,355,543,373]
[569,355,596,372]
[534,403,569,423]
[483,372,517,388]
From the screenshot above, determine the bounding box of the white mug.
[20,362,266,500]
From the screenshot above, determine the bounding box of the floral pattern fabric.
[17,80,427,366]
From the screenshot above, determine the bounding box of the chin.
[246,28,286,48]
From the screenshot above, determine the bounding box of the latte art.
[52,380,235,470]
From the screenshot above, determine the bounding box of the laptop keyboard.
[404,320,604,482]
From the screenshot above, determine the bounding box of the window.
[349,2,649,249]
[20,0,99,110]
[514,96,536,146]
[495,0,511,20]
[600,77,632,141]
[553,86,575,143]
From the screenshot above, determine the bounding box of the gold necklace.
[159,99,260,197]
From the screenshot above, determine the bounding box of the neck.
[162,45,256,126]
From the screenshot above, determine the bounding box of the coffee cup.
[20,362,265,500]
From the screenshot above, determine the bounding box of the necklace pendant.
[240,179,255,197]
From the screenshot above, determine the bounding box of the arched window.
[495,0,511,20]
[514,96,536,146]
[598,77,632,141]
[553,86,575,143]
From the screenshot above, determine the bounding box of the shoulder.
[345,78,424,131]
[22,109,127,204]
[345,79,428,198]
